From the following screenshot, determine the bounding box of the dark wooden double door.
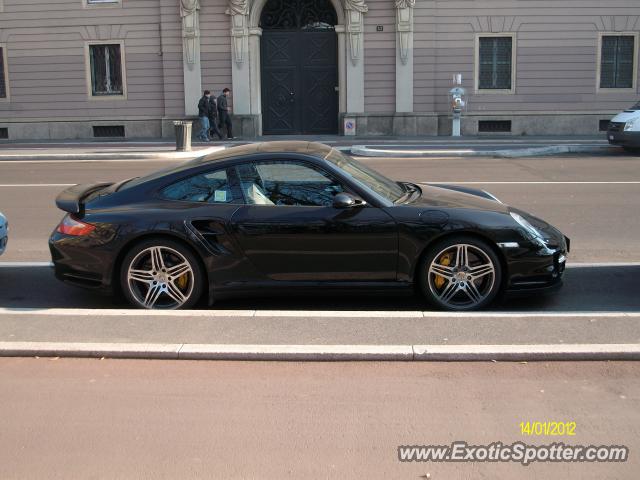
[261,31,338,135]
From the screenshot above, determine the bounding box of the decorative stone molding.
[226,0,249,65]
[180,0,200,65]
[395,0,414,112]
[179,0,202,116]
[344,0,368,65]
[395,0,414,64]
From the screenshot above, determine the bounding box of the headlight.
[510,212,545,241]
[624,119,637,131]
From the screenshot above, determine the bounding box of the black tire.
[120,238,204,309]
[623,146,640,155]
[419,235,502,311]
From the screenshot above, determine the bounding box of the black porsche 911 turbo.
[50,141,569,311]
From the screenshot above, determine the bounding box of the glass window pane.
[601,36,635,89]
[89,44,123,96]
[0,47,6,99]
[479,37,512,90]
[161,169,238,204]
[236,161,344,207]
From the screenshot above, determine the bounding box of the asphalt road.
[0,358,637,480]
[0,154,639,262]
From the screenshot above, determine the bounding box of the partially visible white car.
[0,212,7,256]
[607,101,640,151]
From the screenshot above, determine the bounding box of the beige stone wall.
[0,0,170,125]
[413,0,640,116]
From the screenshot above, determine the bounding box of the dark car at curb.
[49,141,569,311]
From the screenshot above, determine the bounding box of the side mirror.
[333,192,366,209]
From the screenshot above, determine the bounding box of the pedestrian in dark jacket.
[197,90,212,142]
[207,95,223,140]
[217,88,234,139]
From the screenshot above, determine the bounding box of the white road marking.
[0,341,637,361]
[0,159,181,164]
[424,181,640,185]
[1,262,638,269]
[0,262,53,267]
[568,262,640,267]
[0,307,639,318]
[2,181,638,187]
[0,184,74,187]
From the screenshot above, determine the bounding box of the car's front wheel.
[420,236,502,311]
[120,238,204,309]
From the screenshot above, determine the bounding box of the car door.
[158,166,250,283]
[229,159,398,282]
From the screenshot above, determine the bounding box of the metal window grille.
[479,37,512,90]
[0,48,6,99]
[600,36,635,89]
[89,44,123,96]
[478,120,511,133]
[93,125,125,137]
[599,119,612,131]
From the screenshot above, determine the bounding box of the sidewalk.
[0,141,228,161]
[0,135,621,160]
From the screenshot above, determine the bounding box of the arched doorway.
[260,0,339,135]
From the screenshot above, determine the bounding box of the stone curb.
[0,146,226,162]
[350,145,621,158]
[1,342,638,361]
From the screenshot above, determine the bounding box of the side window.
[600,35,636,89]
[478,36,513,91]
[88,43,125,97]
[0,45,7,100]
[161,168,240,204]
[235,161,345,206]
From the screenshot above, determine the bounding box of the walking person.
[217,88,234,140]
[208,94,223,140]
[197,90,212,142]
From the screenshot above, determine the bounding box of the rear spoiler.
[55,182,113,215]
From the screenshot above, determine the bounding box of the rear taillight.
[56,215,96,236]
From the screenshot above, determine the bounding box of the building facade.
[0,0,639,140]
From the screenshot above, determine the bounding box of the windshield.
[325,149,406,202]
[630,101,640,110]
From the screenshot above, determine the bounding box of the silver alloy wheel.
[427,243,496,309]
[126,246,195,309]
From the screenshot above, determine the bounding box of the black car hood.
[406,184,509,213]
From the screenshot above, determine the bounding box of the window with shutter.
[0,47,6,99]
[89,44,124,96]
[479,37,513,90]
[600,35,635,89]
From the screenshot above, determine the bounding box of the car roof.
[116,141,335,192]
[192,141,333,166]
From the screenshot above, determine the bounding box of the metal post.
[452,112,461,137]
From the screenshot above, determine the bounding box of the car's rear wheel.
[420,236,502,311]
[120,239,203,309]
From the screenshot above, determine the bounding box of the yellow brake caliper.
[176,273,189,290]
[434,253,452,289]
